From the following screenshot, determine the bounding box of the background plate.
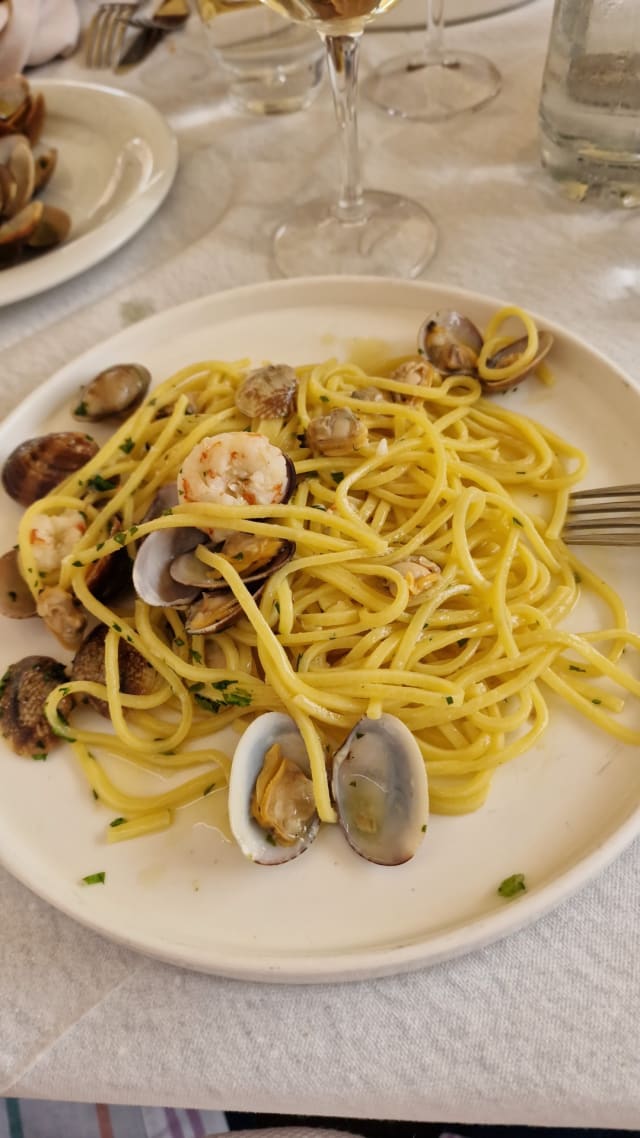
[0,80,178,307]
[0,276,639,983]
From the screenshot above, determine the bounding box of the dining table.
[1,0,640,1128]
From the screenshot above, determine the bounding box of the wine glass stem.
[321,33,365,224]
[424,0,445,62]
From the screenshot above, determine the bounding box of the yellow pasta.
[12,308,640,846]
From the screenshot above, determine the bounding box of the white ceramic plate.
[0,80,177,308]
[0,276,639,984]
[376,0,538,32]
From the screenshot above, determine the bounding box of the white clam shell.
[331,713,429,866]
[228,712,319,866]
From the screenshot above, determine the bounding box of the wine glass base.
[363,50,501,122]
[273,190,437,279]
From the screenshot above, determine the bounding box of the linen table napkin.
[0,0,80,78]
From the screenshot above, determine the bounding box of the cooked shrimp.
[29,510,87,574]
[177,432,290,510]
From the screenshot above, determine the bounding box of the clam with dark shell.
[1,431,99,507]
[71,624,159,718]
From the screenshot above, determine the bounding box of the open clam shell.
[480,330,554,392]
[229,712,320,865]
[332,714,429,866]
[132,526,203,608]
[418,310,483,375]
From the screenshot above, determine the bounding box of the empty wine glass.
[255,0,438,277]
[364,0,501,122]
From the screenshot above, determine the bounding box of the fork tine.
[563,483,640,545]
[85,3,139,68]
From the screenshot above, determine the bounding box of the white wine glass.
[255,0,438,277]
[364,0,501,122]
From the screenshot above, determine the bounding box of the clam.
[171,534,295,590]
[132,527,204,608]
[418,310,484,374]
[84,517,133,602]
[229,711,429,867]
[479,330,554,392]
[350,386,385,402]
[235,364,298,420]
[133,525,294,634]
[228,712,320,864]
[0,548,37,618]
[26,204,71,250]
[184,586,260,635]
[36,585,87,651]
[306,407,368,457]
[1,431,99,507]
[73,364,151,421]
[71,624,158,718]
[0,135,35,216]
[388,555,441,601]
[0,654,73,757]
[332,714,429,866]
[389,359,438,405]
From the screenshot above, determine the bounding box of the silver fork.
[85,2,143,68]
[563,484,640,546]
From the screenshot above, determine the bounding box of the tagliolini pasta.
[14,306,640,844]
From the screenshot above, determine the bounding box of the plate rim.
[0,273,639,984]
[0,79,178,308]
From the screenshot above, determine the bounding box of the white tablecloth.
[1,0,640,1126]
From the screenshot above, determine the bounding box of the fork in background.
[85,2,144,68]
[563,484,640,546]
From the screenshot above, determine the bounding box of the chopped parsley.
[81,871,106,885]
[119,437,135,454]
[32,752,47,761]
[445,695,454,705]
[331,471,345,484]
[74,400,88,417]
[87,474,117,493]
[497,872,527,899]
[592,698,602,706]
[109,817,127,828]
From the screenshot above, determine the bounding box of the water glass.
[202,4,325,114]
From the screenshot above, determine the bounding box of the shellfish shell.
[1,431,99,507]
[228,712,320,865]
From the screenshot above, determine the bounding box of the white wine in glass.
[256,0,438,277]
[364,0,501,122]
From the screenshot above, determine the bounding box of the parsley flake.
[81,871,106,885]
[497,873,526,899]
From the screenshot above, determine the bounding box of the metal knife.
[116,0,190,71]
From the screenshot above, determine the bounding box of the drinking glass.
[255,0,438,277]
[364,0,501,122]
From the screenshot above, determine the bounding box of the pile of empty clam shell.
[0,75,71,268]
